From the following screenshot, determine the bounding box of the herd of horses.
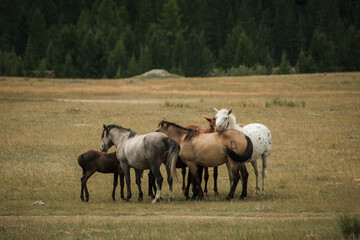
[78,108,272,204]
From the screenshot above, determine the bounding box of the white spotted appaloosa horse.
[214,108,272,195]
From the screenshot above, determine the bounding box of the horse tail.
[77,153,86,175]
[226,135,253,163]
[163,137,180,180]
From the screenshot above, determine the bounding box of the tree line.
[0,0,359,78]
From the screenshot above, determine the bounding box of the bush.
[338,215,360,239]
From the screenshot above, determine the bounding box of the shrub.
[338,215,360,239]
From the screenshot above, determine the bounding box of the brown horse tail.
[163,137,180,180]
[226,135,253,163]
[77,153,86,175]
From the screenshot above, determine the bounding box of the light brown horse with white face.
[156,119,253,200]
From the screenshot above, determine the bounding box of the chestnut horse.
[78,150,124,202]
[156,120,253,200]
[184,117,219,196]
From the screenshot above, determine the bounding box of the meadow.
[0,73,359,239]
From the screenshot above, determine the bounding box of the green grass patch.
[266,97,306,108]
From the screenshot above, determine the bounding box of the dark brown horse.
[184,117,219,196]
[78,150,124,202]
[157,120,253,200]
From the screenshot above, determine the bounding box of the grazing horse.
[156,119,253,200]
[78,150,124,202]
[185,117,219,196]
[100,124,180,204]
[214,108,272,195]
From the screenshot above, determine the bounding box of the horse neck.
[229,114,242,131]
[166,125,187,143]
[205,125,215,133]
[110,129,133,146]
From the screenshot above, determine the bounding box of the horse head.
[156,119,169,134]
[214,108,232,132]
[204,116,216,132]
[100,124,114,152]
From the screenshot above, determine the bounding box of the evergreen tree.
[184,30,215,76]
[309,30,337,72]
[279,51,291,74]
[105,39,128,78]
[295,50,317,73]
[61,52,75,78]
[137,45,153,74]
[24,8,48,74]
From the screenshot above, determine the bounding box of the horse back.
[78,150,121,174]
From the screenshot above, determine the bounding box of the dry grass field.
[0,73,359,239]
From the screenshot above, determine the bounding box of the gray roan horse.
[100,124,180,204]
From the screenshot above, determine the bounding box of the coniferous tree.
[279,51,291,74]
[184,30,215,76]
[24,8,48,74]
[295,50,317,73]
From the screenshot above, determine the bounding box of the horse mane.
[102,124,137,139]
[163,121,200,141]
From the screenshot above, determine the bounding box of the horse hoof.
[203,192,208,196]
[214,191,219,196]
[152,198,160,204]
[123,198,130,202]
[225,196,232,201]
[138,198,143,202]
[239,195,246,200]
[148,193,155,199]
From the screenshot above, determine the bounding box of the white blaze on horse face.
[215,109,230,132]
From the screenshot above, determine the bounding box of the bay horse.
[156,119,253,200]
[214,108,272,195]
[185,117,219,196]
[78,150,124,202]
[100,124,180,204]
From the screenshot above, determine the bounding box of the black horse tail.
[162,137,180,180]
[226,135,253,163]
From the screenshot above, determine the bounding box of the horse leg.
[151,167,163,204]
[251,160,260,194]
[213,167,219,195]
[225,161,233,189]
[239,163,249,200]
[181,167,186,194]
[225,161,240,201]
[188,164,203,200]
[81,170,95,202]
[261,152,270,195]
[148,171,156,198]
[184,170,192,200]
[119,171,125,200]
[121,163,132,201]
[166,166,174,202]
[80,168,86,201]
[203,167,209,196]
[112,173,118,201]
[135,169,144,202]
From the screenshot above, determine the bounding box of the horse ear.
[103,124,107,130]
[204,116,211,122]
[228,108,232,115]
[214,107,219,113]
[163,118,166,122]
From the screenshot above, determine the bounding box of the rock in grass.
[33,200,45,206]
